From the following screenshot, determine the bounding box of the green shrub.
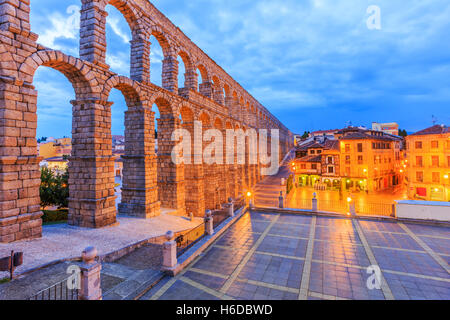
[286,174,294,195]
[42,209,69,223]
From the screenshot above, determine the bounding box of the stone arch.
[196,64,210,83]
[214,116,223,129]
[198,111,211,126]
[102,75,144,106]
[177,49,194,90]
[179,103,194,123]
[150,27,175,58]
[100,0,144,33]
[19,50,97,98]
[149,92,175,116]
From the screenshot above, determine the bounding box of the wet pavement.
[142,211,450,300]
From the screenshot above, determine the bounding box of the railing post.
[162,231,178,273]
[348,197,356,217]
[228,197,234,217]
[278,191,284,209]
[79,247,102,300]
[391,203,396,218]
[312,192,318,212]
[205,210,214,235]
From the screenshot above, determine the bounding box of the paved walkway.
[142,211,450,300]
[0,214,202,279]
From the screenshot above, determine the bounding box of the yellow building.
[38,137,72,160]
[405,125,450,201]
[336,127,403,192]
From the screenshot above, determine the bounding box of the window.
[310,150,315,154]
[416,156,423,167]
[416,171,423,182]
[431,141,439,149]
[357,143,363,152]
[358,155,363,165]
[345,144,350,152]
[448,156,450,167]
[345,167,350,176]
[301,164,306,169]
[328,166,334,174]
[327,156,333,164]
[345,155,351,164]
[415,141,422,149]
[431,156,439,167]
[317,150,322,154]
[311,164,317,170]
[432,172,440,183]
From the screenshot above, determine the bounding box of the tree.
[40,167,55,209]
[39,167,69,209]
[301,131,310,139]
[398,129,408,137]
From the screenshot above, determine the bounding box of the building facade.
[405,125,450,201]
[293,127,404,193]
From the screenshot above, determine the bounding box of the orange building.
[405,125,450,201]
[292,127,404,193]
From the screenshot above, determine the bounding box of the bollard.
[162,231,178,273]
[312,192,318,212]
[189,212,194,221]
[228,197,234,217]
[349,201,356,217]
[278,191,284,209]
[79,246,102,300]
[205,210,214,235]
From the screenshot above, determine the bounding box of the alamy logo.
[171,123,281,176]
[67,265,81,290]
[366,265,382,290]
[366,5,381,30]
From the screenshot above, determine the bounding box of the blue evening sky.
[30,0,450,138]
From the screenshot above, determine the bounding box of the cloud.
[29,0,450,135]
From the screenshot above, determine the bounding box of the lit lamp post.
[347,195,356,217]
[246,191,254,208]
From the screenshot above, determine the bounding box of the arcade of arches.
[0,0,293,243]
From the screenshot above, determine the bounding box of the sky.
[29,0,450,138]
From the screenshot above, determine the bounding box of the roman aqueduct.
[0,0,293,243]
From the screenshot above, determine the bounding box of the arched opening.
[152,97,184,212]
[19,54,116,232]
[105,4,132,76]
[109,88,127,208]
[149,34,165,87]
[34,67,74,229]
[177,56,186,90]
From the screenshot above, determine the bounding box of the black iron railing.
[29,276,79,300]
[176,223,205,257]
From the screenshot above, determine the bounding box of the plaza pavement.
[141,211,450,300]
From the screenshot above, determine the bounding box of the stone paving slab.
[0,214,202,279]
[145,211,450,301]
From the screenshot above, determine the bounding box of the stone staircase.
[101,243,165,300]
[253,151,295,208]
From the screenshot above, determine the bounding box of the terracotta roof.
[311,129,339,135]
[323,140,340,151]
[410,125,449,136]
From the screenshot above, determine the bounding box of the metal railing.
[29,276,79,300]
[317,200,349,214]
[355,202,394,217]
[176,223,205,257]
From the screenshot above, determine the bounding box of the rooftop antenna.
[432,115,437,126]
